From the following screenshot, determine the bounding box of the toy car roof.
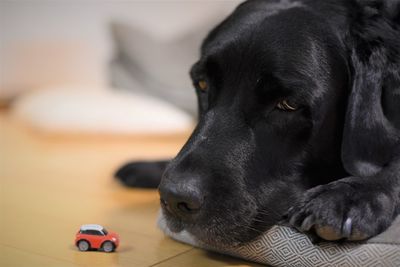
[80,224,104,231]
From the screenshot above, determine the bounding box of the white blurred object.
[0,1,241,101]
[11,87,194,134]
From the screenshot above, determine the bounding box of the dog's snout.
[159,177,203,219]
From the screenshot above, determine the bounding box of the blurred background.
[1,0,241,135]
[0,2,266,267]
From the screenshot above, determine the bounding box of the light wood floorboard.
[0,112,262,266]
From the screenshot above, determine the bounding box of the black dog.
[116,0,400,246]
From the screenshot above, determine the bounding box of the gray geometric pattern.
[226,226,400,267]
[160,214,400,267]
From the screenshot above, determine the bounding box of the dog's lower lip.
[165,217,185,233]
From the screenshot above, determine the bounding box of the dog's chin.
[158,209,268,248]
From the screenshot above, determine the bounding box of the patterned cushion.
[159,215,400,267]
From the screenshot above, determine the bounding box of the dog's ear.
[341,46,400,177]
[341,2,400,177]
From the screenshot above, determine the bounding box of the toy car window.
[86,230,103,235]
[102,229,108,235]
[96,230,105,236]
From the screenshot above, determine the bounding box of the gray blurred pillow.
[108,2,243,116]
[109,20,217,117]
[159,215,400,267]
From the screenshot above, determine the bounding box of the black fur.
[116,0,400,246]
[116,160,168,188]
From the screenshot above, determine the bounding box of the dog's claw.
[287,206,294,214]
[342,217,352,238]
[300,215,314,231]
[289,211,303,227]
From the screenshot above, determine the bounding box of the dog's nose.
[159,178,203,219]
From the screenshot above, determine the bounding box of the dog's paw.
[285,177,396,241]
[115,161,166,188]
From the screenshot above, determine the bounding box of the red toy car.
[75,224,119,252]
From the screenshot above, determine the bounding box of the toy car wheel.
[102,241,114,252]
[78,240,90,251]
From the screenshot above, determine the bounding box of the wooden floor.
[0,112,263,267]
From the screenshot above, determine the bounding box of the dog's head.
[159,0,350,246]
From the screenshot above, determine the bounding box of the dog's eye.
[276,99,297,111]
[197,80,208,92]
